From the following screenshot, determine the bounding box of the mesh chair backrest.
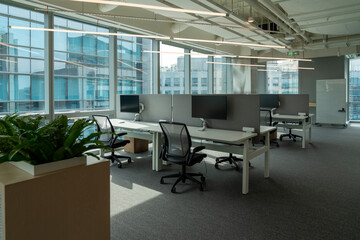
[159,122,191,158]
[92,115,114,142]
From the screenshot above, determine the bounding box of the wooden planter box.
[9,156,86,176]
[0,159,110,240]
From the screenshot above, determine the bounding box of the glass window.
[160,43,185,94]
[214,57,230,94]
[117,36,152,94]
[349,58,360,120]
[191,51,209,94]
[266,60,299,94]
[54,16,110,111]
[0,5,45,113]
[165,78,171,86]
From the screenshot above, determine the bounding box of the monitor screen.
[260,94,279,109]
[120,95,139,113]
[191,95,227,120]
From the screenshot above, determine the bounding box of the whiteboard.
[316,79,346,125]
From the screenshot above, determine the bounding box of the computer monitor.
[191,95,227,120]
[120,95,139,113]
[260,94,280,109]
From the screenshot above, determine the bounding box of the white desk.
[110,119,274,194]
[272,114,314,148]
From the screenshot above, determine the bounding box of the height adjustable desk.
[272,114,314,148]
[110,119,274,194]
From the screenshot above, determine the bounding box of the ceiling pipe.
[240,0,295,37]
[257,0,311,43]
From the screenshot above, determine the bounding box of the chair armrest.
[192,146,205,153]
[111,132,127,145]
[116,132,127,137]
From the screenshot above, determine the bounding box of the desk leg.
[309,118,312,144]
[302,123,306,149]
[152,132,162,171]
[242,139,250,194]
[264,132,270,178]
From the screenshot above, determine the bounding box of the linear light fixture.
[142,50,237,58]
[207,61,315,70]
[258,69,278,72]
[1,42,97,70]
[72,0,228,17]
[118,76,144,82]
[173,37,286,49]
[143,50,311,62]
[206,61,265,67]
[0,59,17,63]
[9,26,170,40]
[267,65,315,70]
[9,26,284,49]
[117,59,147,74]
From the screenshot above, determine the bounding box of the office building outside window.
[191,51,209,94]
[53,16,110,112]
[349,58,360,120]
[160,43,185,94]
[266,60,299,94]
[214,57,230,93]
[0,4,45,113]
[117,36,152,95]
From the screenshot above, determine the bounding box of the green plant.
[0,114,108,165]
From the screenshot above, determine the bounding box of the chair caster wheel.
[293,139,296,142]
[160,178,164,184]
[111,159,115,163]
[200,185,204,191]
[128,158,132,163]
[201,176,205,182]
[215,164,219,169]
[117,163,122,168]
[171,187,176,193]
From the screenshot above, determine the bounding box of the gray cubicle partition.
[173,94,260,140]
[172,95,202,127]
[274,94,309,115]
[116,94,172,122]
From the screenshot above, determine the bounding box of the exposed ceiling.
[8,0,360,57]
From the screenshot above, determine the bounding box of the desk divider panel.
[173,94,260,141]
[139,94,172,122]
[207,94,260,139]
[116,94,172,122]
[172,95,202,127]
[274,94,309,115]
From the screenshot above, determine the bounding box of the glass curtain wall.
[160,43,185,94]
[53,16,110,112]
[0,4,45,113]
[191,51,209,94]
[266,60,299,94]
[349,58,360,120]
[117,35,152,94]
[214,57,229,93]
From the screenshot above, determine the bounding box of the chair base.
[102,153,131,168]
[279,129,302,142]
[215,153,251,171]
[160,165,205,193]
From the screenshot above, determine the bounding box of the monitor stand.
[198,118,207,131]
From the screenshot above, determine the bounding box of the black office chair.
[93,115,131,168]
[279,128,302,142]
[260,109,279,147]
[159,121,206,193]
[215,153,243,171]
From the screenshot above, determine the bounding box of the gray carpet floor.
[109,124,360,240]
